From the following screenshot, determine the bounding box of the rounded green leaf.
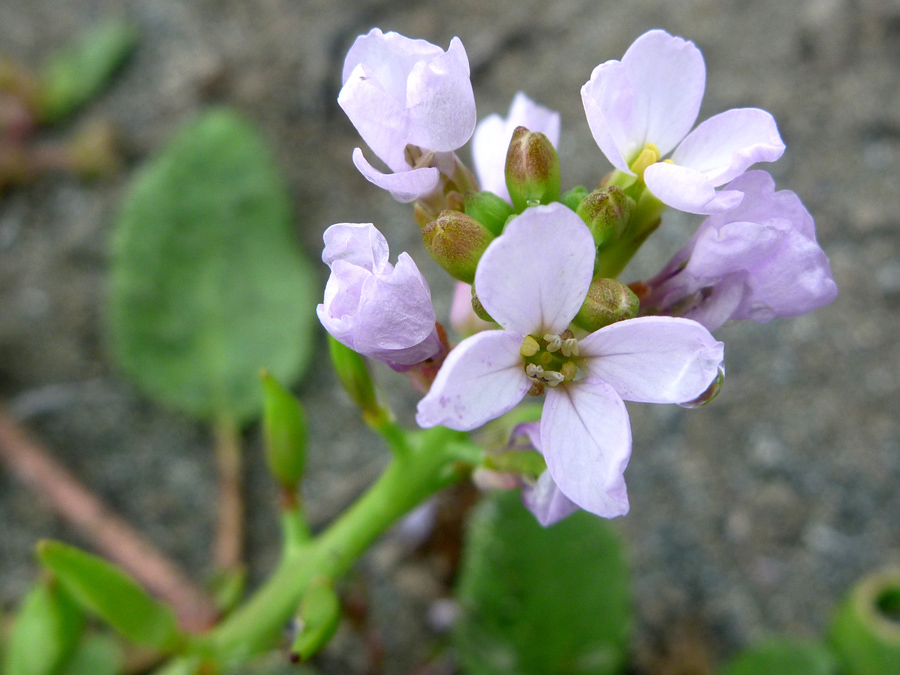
[454,491,632,675]
[109,108,318,424]
[37,540,180,651]
[720,638,839,675]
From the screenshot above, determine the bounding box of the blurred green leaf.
[454,491,632,675]
[37,541,181,651]
[719,638,839,675]
[109,108,318,424]
[60,636,123,675]
[4,580,84,675]
[828,568,900,675]
[39,19,137,122]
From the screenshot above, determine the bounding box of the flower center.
[520,331,580,393]
[629,142,660,180]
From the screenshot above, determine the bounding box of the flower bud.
[327,336,380,417]
[574,277,639,332]
[291,577,342,662]
[423,210,494,284]
[576,186,634,251]
[261,371,308,491]
[561,185,590,212]
[505,126,561,212]
[464,190,514,236]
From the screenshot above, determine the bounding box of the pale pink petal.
[475,204,595,335]
[541,379,631,518]
[471,113,509,197]
[322,223,390,272]
[342,29,444,90]
[339,65,411,172]
[352,253,437,353]
[406,37,476,152]
[415,331,531,430]
[644,162,744,215]
[510,422,580,526]
[581,60,635,173]
[672,108,785,185]
[352,148,440,203]
[579,316,724,404]
[621,30,706,157]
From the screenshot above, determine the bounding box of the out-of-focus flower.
[581,29,784,214]
[416,204,724,519]
[317,223,442,369]
[338,29,476,202]
[472,92,560,203]
[449,282,494,337]
[641,171,838,330]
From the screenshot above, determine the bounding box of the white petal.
[475,204,594,335]
[522,471,581,526]
[471,113,511,199]
[579,316,724,404]
[416,331,530,431]
[644,162,743,215]
[581,60,635,173]
[541,379,631,518]
[352,148,440,203]
[406,37,476,152]
[322,223,390,272]
[622,29,706,157]
[672,108,785,185]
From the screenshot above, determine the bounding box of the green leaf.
[37,541,181,651]
[4,581,84,675]
[109,108,318,424]
[39,19,137,122]
[720,638,839,675]
[828,568,900,675]
[60,637,123,675]
[454,491,632,675]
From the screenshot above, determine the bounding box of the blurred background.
[1,0,898,673]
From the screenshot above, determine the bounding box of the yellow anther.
[525,363,544,378]
[561,361,577,382]
[544,372,565,387]
[629,142,660,180]
[540,351,553,366]
[561,338,579,358]
[520,335,540,357]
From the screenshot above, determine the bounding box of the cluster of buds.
[318,28,837,525]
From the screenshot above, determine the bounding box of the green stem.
[180,426,471,665]
[595,190,666,279]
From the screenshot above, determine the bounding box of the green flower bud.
[505,126,561,212]
[327,336,380,417]
[574,278,639,332]
[423,210,494,284]
[829,568,900,675]
[291,577,342,662]
[561,185,590,212]
[465,190,515,236]
[261,371,308,490]
[576,186,635,251]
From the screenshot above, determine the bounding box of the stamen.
[539,352,553,366]
[543,371,565,387]
[543,333,562,352]
[525,363,544,378]
[520,335,540,357]
[629,142,660,179]
[561,361,577,382]
[561,338,579,357]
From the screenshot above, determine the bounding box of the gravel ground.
[1,0,899,673]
